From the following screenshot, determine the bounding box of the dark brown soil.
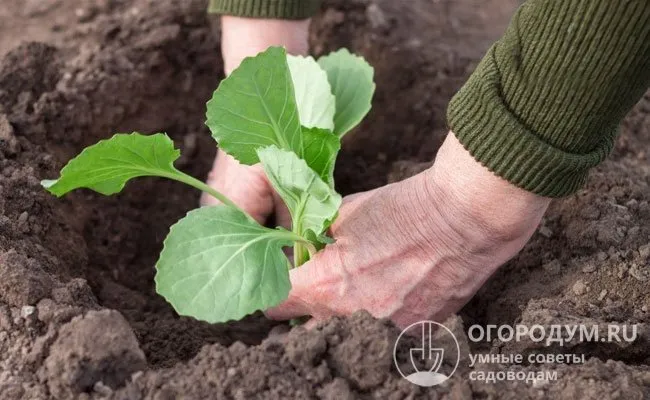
[0,0,648,399]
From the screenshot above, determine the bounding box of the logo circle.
[393,320,460,387]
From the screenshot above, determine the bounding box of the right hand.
[266,133,551,329]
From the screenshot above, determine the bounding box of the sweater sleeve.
[447,0,650,197]
[208,0,321,19]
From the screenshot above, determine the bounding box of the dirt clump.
[0,250,54,307]
[113,312,433,399]
[40,310,147,398]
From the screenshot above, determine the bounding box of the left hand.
[201,149,291,227]
[201,15,310,228]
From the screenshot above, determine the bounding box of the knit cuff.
[447,46,617,198]
[209,0,321,19]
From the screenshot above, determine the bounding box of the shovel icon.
[409,322,444,374]
[394,320,460,387]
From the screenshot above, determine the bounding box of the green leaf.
[304,229,336,250]
[41,133,183,197]
[286,54,336,131]
[318,49,375,137]
[155,206,295,323]
[258,146,342,237]
[301,126,340,186]
[206,47,302,165]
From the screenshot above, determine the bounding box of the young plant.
[41,47,375,323]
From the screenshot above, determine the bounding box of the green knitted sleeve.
[208,0,321,19]
[447,0,650,197]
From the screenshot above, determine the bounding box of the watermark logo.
[393,320,460,387]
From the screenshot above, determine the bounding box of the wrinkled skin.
[206,16,551,328]
[266,134,550,328]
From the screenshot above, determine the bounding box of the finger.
[265,292,311,320]
[272,191,292,229]
[335,190,376,222]
[342,189,373,204]
[266,247,338,320]
[200,154,275,223]
[303,318,320,330]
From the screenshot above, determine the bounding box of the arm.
[209,0,320,73]
[268,0,650,328]
[220,16,310,75]
[449,0,650,197]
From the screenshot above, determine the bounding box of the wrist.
[221,16,310,75]
[426,132,551,243]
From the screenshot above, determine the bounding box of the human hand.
[201,16,310,226]
[201,149,291,226]
[266,133,551,329]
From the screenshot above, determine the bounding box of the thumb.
[264,291,310,321]
[265,244,340,320]
[264,263,314,320]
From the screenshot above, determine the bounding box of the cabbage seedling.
[41,47,375,323]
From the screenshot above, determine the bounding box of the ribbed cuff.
[447,0,650,198]
[447,45,616,198]
[208,0,321,19]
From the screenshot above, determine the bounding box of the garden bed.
[0,0,649,398]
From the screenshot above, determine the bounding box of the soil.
[0,0,649,399]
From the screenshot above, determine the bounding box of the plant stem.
[160,170,256,222]
[292,231,317,267]
[304,241,317,257]
[293,242,309,267]
[290,196,318,268]
[164,170,321,267]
